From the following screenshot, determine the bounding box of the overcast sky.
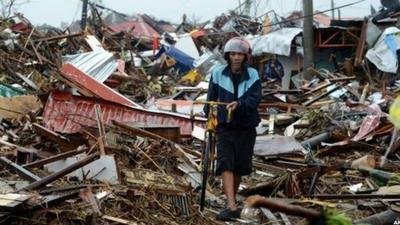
[13,0,383,27]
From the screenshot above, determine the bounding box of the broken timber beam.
[15,72,39,91]
[328,76,356,82]
[14,43,55,67]
[102,215,138,225]
[113,120,201,169]
[258,102,318,111]
[0,139,38,154]
[23,148,86,169]
[304,82,335,96]
[303,82,349,106]
[0,156,41,182]
[30,190,81,210]
[39,184,98,195]
[32,123,70,144]
[252,161,286,175]
[245,196,321,220]
[20,153,99,191]
[311,194,400,200]
[113,120,174,143]
[262,89,303,96]
[29,40,43,65]
[34,32,84,42]
[112,120,200,157]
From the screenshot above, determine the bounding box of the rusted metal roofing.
[109,19,159,39]
[10,22,30,33]
[43,91,205,136]
[60,63,141,108]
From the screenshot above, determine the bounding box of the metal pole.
[331,0,335,19]
[81,0,89,30]
[302,0,314,80]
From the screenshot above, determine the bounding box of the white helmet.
[223,37,251,61]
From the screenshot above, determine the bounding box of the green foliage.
[323,207,369,225]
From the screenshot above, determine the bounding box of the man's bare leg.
[222,171,238,210]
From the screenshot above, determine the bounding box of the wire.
[66,0,82,30]
[294,0,300,12]
[257,0,365,20]
[197,0,366,38]
[71,1,82,22]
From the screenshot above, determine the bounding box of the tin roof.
[60,63,141,108]
[43,91,205,136]
[109,19,159,39]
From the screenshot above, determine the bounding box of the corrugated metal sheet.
[63,50,117,83]
[248,28,303,56]
[43,91,205,136]
[60,63,141,108]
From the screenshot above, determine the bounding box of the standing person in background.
[263,56,284,81]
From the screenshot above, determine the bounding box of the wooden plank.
[32,123,70,143]
[14,72,39,91]
[260,208,280,224]
[102,215,138,225]
[44,154,119,185]
[0,156,41,182]
[0,193,32,210]
[0,95,41,119]
[80,188,101,214]
[30,190,81,210]
[20,153,99,191]
[303,82,348,106]
[279,213,292,225]
[23,148,86,169]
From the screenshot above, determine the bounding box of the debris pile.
[0,1,400,224]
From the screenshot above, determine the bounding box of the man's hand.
[226,101,238,111]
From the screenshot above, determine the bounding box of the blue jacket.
[204,64,261,129]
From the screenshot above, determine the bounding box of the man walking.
[204,37,261,221]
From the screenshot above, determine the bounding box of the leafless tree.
[0,0,30,19]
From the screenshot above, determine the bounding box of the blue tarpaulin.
[385,33,397,63]
[157,46,195,74]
